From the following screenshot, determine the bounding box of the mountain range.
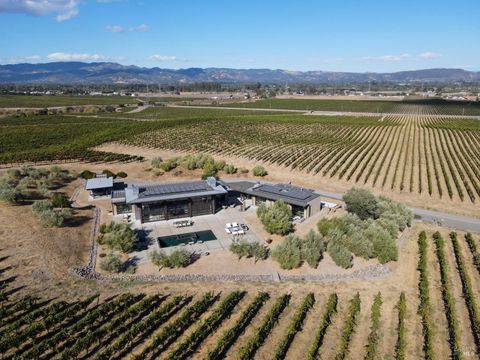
[0,62,479,84]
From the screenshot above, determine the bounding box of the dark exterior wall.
[135,195,224,223]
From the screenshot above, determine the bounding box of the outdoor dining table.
[229,226,244,235]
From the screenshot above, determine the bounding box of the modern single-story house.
[111,177,228,223]
[226,181,321,218]
[85,176,114,198]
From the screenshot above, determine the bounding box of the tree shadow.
[64,215,92,227]
[0,265,12,275]
[0,275,17,289]
[133,228,154,251]
[2,285,26,297]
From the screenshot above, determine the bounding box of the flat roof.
[226,181,320,207]
[85,177,113,190]
[125,178,227,204]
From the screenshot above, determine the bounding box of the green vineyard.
[120,111,480,203]
[2,104,480,206]
[2,230,480,359]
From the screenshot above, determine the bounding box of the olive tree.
[99,222,139,253]
[100,253,123,273]
[257,200,292,235]
[343,187,379,220]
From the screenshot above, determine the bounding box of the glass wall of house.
[191,196,213,216]
[115,203,132,215]
[291,204,305,217]
[255,196,267,206]
[141,202,167,222]
[166,200,190,219]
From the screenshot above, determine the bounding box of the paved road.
[226,179,480,233]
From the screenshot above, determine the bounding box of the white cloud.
[47,52,109,61]
[0,0,81,22]
[106,23,149,33]
[148,54,177,61]
[105,25,124,33]
[363,53,410,61]
[20,55,42,61]
[419,52,442,59]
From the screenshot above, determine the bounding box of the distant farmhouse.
[85,176,322,223]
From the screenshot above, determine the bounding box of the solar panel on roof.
[259,184,312,201]
[140,181,210,197]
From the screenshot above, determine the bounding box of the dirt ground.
[94,142,480,218]
[1,162,479,359]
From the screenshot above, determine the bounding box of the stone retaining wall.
[71,208,392,283]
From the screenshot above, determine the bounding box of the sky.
[0,0,479,72]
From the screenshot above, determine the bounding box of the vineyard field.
[1,228,480,359]
[120,109,480,204]
[217,98,480,116]
[2,105,480,211]
[0,95,140,108]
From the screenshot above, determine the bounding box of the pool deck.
[127,206,263,264]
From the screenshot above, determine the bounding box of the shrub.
[151,156,163,168]
[257,200,292,235]
[102,222,139,253]
[345,229,374,259]
[201,162,218,179]
[271,235,302,270]
[378,196,413,231]
[80,170,95,180]
[317,217,349,238]
[223,164,237,174]
[230,241,251,259]
[301,230,325,268]
[150,250,170,267]
[230,240,268,263]
[100,253,123,273]
[214,159,226,171]
[37,209,65,227]
[343,187,379,220]
[368,223,398,263]
[32,199,53,213]
[50,192,70,208]
[328,241,353,269]
[239,167,249,174]
[150,249,193,268]
[169,248,193,267]
[160,159,177,172]
[252,165,268,177]
[116,171,128,178]
[0,181,22,204]
[102,169,116,178]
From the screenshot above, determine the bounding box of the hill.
[0,62,479,84]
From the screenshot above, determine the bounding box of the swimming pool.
[158,230,217,248]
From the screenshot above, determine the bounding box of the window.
[115,203,132,215]
[142,203,166,222]
[191,197,212,216]
[166,200,189,219]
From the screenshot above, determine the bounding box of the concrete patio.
[127,206,263,264]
